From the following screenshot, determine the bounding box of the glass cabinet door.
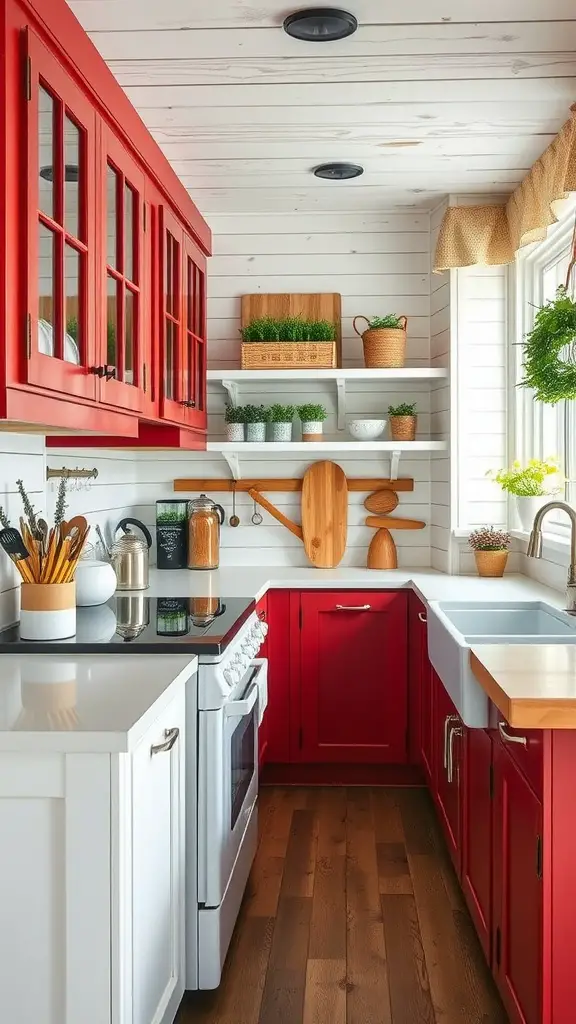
[26,29,97,399]
[182,233,207,432]
[98,127,145,413]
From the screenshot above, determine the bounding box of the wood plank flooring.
[179,787,507,1024]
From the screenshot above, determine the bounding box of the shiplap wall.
[430,200,452,573]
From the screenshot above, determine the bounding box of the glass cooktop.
[0,596,255,656]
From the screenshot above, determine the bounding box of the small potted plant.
[487,458,563,531]
[224,404,245,442]
[269,403,295,442]
[297,403,328,442]
[353,313,407,368]
[243,404,270,442]
[388,402,417,441]
[469,526,511,577]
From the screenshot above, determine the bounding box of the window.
[512,201,576,534]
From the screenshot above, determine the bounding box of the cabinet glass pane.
[107,165,118,269]
[64,117,81,240]
[107,274,119,369]
[125,184,135,283]
[165,319,175,399]
[165,233,174,316]
[64,244,81,365]
[38,222,56,356]
[195,266,204,337]
[38,87,54,219]
[186,257,193,332]
[125,289,135,385]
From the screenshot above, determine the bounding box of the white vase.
[301,420,323,442]
[271,421,293,442]
[516,495,552,532]
[225,422,244,442]
[246,422,266,442]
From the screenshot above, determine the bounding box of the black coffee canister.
[156,500,188,569]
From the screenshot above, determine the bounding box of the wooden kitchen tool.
[365,516,426,530]
[248,489,303,540]
[301,461,347,568]
[364,490,399,515]
[368,529,398,569]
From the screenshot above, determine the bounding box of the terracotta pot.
[389,415,417,441]
[474,550,509,578]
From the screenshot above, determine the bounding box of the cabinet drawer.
[494,715,543,798]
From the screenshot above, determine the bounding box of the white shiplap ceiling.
[66,1,576,215]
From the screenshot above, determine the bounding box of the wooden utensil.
[364,490,399,515]
[301,461,347,568]
[365,516,426,530]
[248,489,303,540]
[368,529,398,570]
[0,528,35,582]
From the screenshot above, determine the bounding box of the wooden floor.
[180,786,508,1024]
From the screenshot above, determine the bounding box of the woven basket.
[389,415,417,441]
[241,342,336,370]
[353,315,407,368]
[474,550,508,578]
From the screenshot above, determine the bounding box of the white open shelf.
[207,367,448,430]
[207,440,447,480]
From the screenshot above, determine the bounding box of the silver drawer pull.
[498,722,527,748]
[335,604,371,611]
[418,611,427,623]
[150,727,179,755]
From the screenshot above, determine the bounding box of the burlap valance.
[433,105,576,272]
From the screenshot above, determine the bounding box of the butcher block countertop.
[470,646,576,729]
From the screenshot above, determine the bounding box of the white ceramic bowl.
[348,418,386,441]
[75,560,117,607]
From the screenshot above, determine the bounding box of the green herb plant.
[296,403,328,423]
[16,479,40,536]
[241,316,336,343]
[368,315,405,329]
[157,507,188,524]
[269,404,295,423]
[225,404,246,424]
[243,404,270,424]
[468,526,511,552]
[487,458,563,497]
[521,285,576,403]
[388,402,417,417]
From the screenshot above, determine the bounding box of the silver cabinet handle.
[443,713,460,769]
[498,721,527,748]
[447,724,463,784]
[418,611,427,623]
[150,727,179,755]
[335,604,371,611]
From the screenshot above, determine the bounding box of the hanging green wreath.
[521,285,576,404]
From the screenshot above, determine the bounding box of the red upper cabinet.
[25,28,97,402]
[299,591,408,764]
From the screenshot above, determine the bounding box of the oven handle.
[224,681,259,718]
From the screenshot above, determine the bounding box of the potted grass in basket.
[240,315,337,370]
[388,402,417,441]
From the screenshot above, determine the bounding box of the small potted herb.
[224,404,245,442]
[487,458,563,531]
[297,403,327,442]
[353,313,407,368]
[468,527,511,578]
[243,404,270,442]
[269,403,295,442]
[388,402,417,441]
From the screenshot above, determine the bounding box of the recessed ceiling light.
[283,8,358,42]
[40,164,80,182]
[314,162,364,180]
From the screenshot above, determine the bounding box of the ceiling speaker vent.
[283,8,358,42]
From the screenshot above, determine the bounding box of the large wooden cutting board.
[301,461,348,568]
[241,293,342,366]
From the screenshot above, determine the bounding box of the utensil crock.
[20,582,76,640]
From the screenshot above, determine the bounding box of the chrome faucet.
[527,501,576,613]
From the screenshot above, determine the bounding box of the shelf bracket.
[390,450,402,480]
[336,377,346,431]
[222,451,242,480]
[221,379,240,407]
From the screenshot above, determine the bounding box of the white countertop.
[0,655,197,753]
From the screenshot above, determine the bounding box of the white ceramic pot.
[271,421,293,442]
[516,495,553,532]
[246,422,266,442]
[74,560,117,607]
[225,422,244,442]
[301,420,324,442]
[20,582,76,641]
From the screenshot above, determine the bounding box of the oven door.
[198,661,265,908]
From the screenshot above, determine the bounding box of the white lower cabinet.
[0,676,187,1024]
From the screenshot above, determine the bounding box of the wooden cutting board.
[301,461,348,568]
[241,293,342,366]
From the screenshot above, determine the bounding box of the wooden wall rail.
[173,477,414,493]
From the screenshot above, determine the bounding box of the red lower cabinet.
[263,590,291,764]
[409,597,434,781]
[461,728,493,959]
[299,591,408,763]
[432,671,463,872]
[493,741,542,1024]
